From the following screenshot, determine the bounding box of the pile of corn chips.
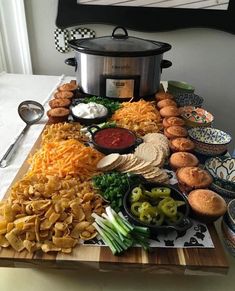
[0,174,105,253]
[41,122,87,144]
[0,123,105,254]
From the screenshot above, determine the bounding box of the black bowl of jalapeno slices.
[123,182,192,236]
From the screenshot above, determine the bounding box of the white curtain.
[0,0,32,74]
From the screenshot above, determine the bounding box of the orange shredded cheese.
[111,100,162,136]
[28,139,103,180]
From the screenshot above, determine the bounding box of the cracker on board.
[117,156,140,171]
[101,155,127,172]
[134,143,157,163]
[150,146,165,167]
[148,171,169,183]
[96,153,121,170]
[143,133,169,146]
[155,143,169,159]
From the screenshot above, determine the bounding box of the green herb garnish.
[83,96,121,114]
[92,172,129,212]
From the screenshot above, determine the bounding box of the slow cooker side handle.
[65,58,77,71]
[161,60,172,73]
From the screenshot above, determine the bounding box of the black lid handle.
[65,58,77,67]
[87,125,101,137]
[112,26,128,39]
[161,60,172,69]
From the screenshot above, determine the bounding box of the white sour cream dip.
[72,102,108,119]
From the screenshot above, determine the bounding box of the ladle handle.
[0,124,30,168]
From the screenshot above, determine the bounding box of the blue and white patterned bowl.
[227,199,235,231]
[174,93,204,108]
[209,182,235,202]
[221,218,235,257]
[205,157,235,192]
[188,127,232,156]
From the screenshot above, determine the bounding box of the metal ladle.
[0,100,44,168]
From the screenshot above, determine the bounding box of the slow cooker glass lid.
[69,28,171,57]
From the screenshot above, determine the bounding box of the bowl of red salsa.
[87,125,142,154]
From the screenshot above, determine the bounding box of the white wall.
[24,0,235,151]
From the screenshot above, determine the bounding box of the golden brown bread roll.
[49,98,71,109]
[164,126,188,139]
[169,152,199,170]
[58,82,78,92]
[160,106,180,118]
[188,189,227,223]
[169,137,195,152]
[176,166,213,193]
[155,92,173,102]
[54,91,74,99]
[47,107,70,124]
[163,116,185,128]
[157,99,177,109]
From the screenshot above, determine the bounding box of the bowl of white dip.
[71,102,109,125]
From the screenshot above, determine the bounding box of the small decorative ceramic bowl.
[167,81,195,95]
[209,182,235,202]
[174,93,204,108]
[227,199,235,231]
[179,106,214,128]
[221,218,235,257]
[123,182,192,237]
[205,157,235,192]
[87,125,143,155]
[222,216,235,246]
[188,127,232,156]
[70,101,110,126]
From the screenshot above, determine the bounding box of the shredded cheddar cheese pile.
[28,139,103,180]
[111,100,162,136]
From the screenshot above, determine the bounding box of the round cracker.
[103,155,127,171]
[156,143,169,158]
[117,156,139,171]
[143,133,169,146]
[133,164,153,175]
[150,145,165,167]
[143,167,165,179]
[97,153,120,170]
[148,171,169,183]
[134,143,157,163]
[125,160,152,172]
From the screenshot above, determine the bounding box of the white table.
[0,73,73,200]
[0,73,235,291]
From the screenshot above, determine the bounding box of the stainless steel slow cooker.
[65,26,172,99]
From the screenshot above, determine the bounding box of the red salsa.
[94,128,135,149]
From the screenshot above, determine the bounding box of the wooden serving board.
[0,130,229,275]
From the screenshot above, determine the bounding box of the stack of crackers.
[134,133,170,168]
[97,153,169,183]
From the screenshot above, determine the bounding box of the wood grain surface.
[0,128,229,275]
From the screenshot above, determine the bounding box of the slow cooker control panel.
[101,75,140,99]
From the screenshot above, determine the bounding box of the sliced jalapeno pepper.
[151,187,171,198]
[175,200,186,207]
[139,203,156,217]
[139,212,152,224]
[161,201,177,218]
[131,202,142,216]
[140,201,152,210]
[130,187,142,202]
[158,197,174,209]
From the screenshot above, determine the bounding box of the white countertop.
[0,73,235,291]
